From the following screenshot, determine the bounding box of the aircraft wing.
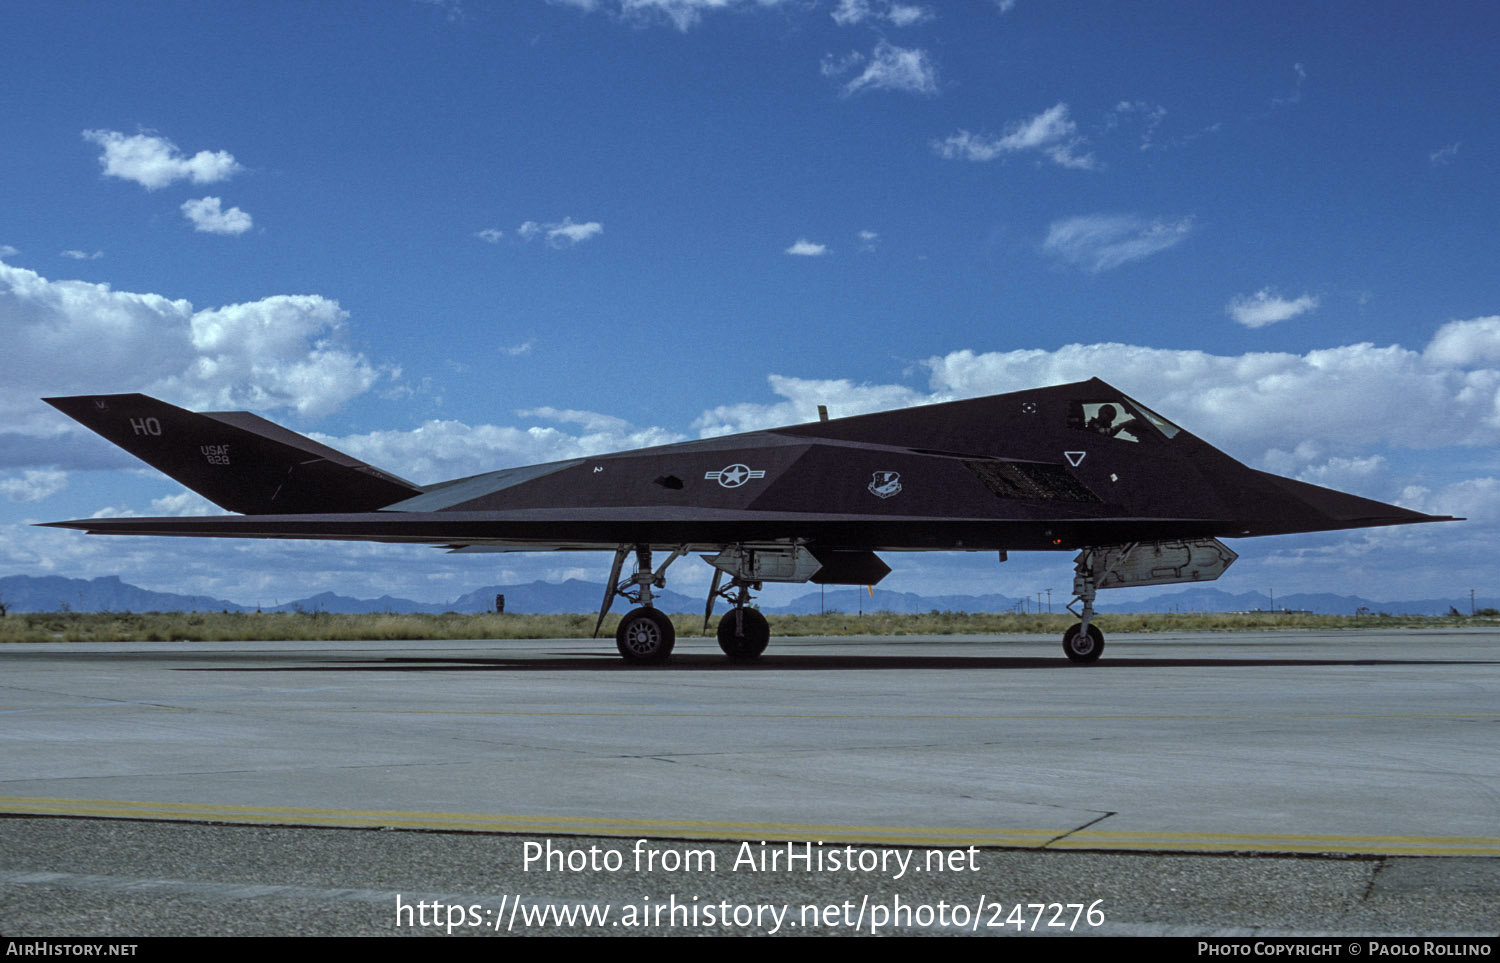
[39,508,1246,553]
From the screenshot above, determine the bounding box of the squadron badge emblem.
[868,471,902,499]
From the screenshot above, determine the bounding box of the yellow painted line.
[1051,838,1500,857]
[1072,827,1500,844]
[3,796,1497,855]
[0,796,1051,846]
[1054,828,1500,857]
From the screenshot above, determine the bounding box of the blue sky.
[3,0,1498,608]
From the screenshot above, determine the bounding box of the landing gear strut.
[1063,547,1105,663]
[703,558,771,662]
[595,544,685,665]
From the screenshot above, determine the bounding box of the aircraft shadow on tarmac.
[178,653,1500,672]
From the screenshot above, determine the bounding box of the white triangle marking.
[1064,451,1086,466]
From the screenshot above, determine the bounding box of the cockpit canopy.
[1067,395,1182,444]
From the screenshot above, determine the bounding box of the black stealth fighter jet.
[41,379,1455,664]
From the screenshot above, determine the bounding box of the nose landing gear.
[1063,547,1105,663]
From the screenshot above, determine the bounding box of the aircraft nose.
[1251,470,1457,533]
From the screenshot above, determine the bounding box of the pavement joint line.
[1045,810,1116,848]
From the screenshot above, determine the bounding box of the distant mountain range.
[1,573,1492,618]
[0,574,694,616]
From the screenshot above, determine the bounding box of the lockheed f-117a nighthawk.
[41,378,1456,664]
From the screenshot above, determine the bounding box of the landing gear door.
[1086,538,1239,592]
[706,545,822,583]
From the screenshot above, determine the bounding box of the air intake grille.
[963,460,1100,502]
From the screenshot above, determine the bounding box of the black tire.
[1062,622,1104,663]
[615,607,676,665]
[716,607,770,661]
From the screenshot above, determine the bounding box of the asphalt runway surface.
[2,629,1497,936]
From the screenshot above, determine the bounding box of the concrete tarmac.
[2,629,1498,935]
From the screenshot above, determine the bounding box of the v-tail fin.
[44,394,422,514]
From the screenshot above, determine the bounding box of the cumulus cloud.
[0,262,386,443]
[830,0,865,23]
[1227,289,1320,328]
[857,230,879,252]
[167,295,383,415]
[1424,316,1500,367]
[1289,455,1387,492]
[323,415,685,483]
[517,217,603,248]
[694,375,924,437]
[149,491,217,516]
[180,197,253,235]
[0,469,67,503]
[1042,213,1194,272]
[474,228,504,243]
[831,0,932,27]
[785,238,827,256]
[922,340,1500,455]
[1399,477,1500,524]
[82,130,242,190]
[932,131,992,161]
[61,250,103,261]
[518,406,631,433]
[835,41,937,97]
[549,0,789,31]
[933,103,1096,170]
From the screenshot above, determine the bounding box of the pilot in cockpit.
[1085,403,1140,440]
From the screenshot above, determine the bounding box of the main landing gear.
[595,544,686,665]
[1063,547,1105,663]
[704,568,770,661]
[616,607,675,664]
[594,544,777,665]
